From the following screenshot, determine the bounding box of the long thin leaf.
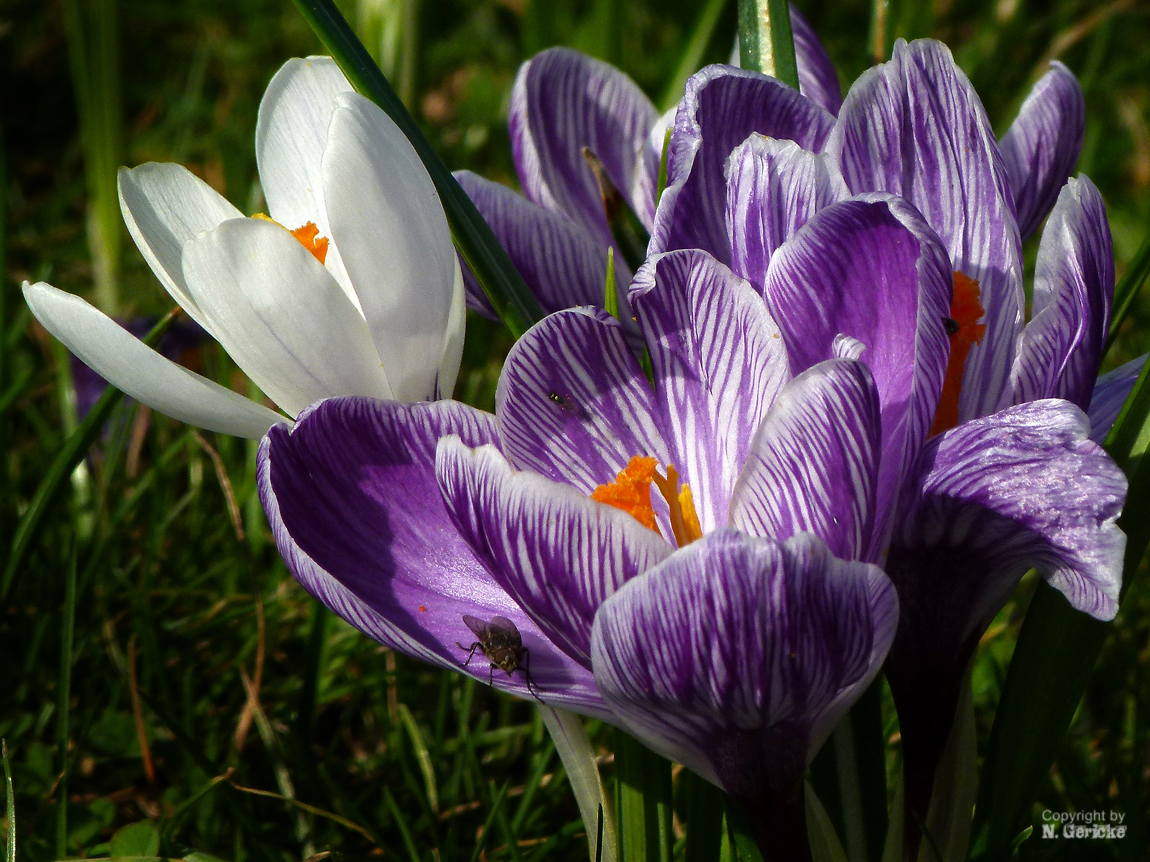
[614,731,673,862]
[2,741,14,862]
[971,352,1150,861]
[1,307,178,600]
[1105,231,1150,353]
[54,545,77,860]
[660,0,728,110]
[538,706,615,862]
[288,0,544,338]
[736,0,799,88]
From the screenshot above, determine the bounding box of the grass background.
[2,0,1149,859]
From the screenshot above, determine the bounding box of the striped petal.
[24,282,286,438]
[117,163,242,334]
[495,307,670,493]
[510,47,660,246]
[827,39,1023,420]
[887,399,1126,681]
[650,65,836,263]
[790,4,843,116]
[180,217,392,417]
[999,62,1085,241]
[631,249,790,533]
[590,530,897,803]
[260,397,609,715]
[726,134,848,293]
[1010,176,1113,410]
[764,195,952,560]
[731,359,882,560]
[1088,354,1147,444]
[454,170,626,319]
[438,438,673,666]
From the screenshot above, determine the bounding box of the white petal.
[180,217,393,417]
[255,55,359,309]
[23,282,287,438]
[435,261,467,399]
[118,163,242,333]
[322,91,458,402]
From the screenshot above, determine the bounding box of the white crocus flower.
[24,56,465,438]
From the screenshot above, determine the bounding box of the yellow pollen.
[930,271,987,436]
[253,214,329,265]
[591,456,703,547]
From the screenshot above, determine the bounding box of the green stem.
[736,0,799,89]
[288,0,543,339]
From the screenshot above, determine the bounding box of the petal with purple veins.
[631,249,790,533]
[887,399,1126,680]
[764,195,952,559]
[999,62,1085,241]
[510,47,660,245]
[1010,176,1113,411]
[651,65,836,263]
[453,170,629,320]
[437,438,673,666]
[731,359,882,561]
[827,39,1023,420]
[259,397,609,715]
[1088,354,1147,445]
[495,307,671,493]
[790,4,843,116]
[590,530,896,805]
[726,135,848,293]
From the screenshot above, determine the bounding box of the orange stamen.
[252,214,330,264]
[290,221,330,264]
[930,271,987,436]
[591,456,659,531]
[591,456,703,546]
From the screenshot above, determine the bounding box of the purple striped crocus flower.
[259,243,914,843]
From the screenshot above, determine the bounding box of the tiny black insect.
[547,390,589,421]
[457,615,543,701]
[943,316,960,336]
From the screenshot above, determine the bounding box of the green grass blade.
[55,545,77,860]
[971,355,1150,861]
[736,0,799,89]
[0,119,8,539]
[613,731,673,862]
[1,307,178,601]
[604,248,619,320]
[288,0,544,339]
[2,741,14,862]
[397,703,439,815]
[1105,231,1150,353]
[682,772,724,862]
[659,0,728,110]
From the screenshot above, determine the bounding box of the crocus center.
[929,271,987,436]
[253,214,330,264]
[591,455,703,547]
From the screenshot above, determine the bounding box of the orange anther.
[930,271,987,436]
[290,221,330,265]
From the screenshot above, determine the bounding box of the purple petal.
[590,530,897,803]
[827,39,1024,420]
[888,399,1126,676]
[259,397,608,715]
[726,135,848,292]
[650,65,836,263]
[510,47,660,246]
[731,359,882,561]
[437,438,673,666]
[1010,176,1113,411]
[764,195,952,560]
[495,307,671,493]
[630,250,791,533]
[1088,354,1147,444]
[790,4,843,116]
[999,62,1085,241]
[453,170,629,320]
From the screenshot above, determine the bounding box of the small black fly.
[457,615,543,701]
[547,390,589,421]
[943,316,960,336]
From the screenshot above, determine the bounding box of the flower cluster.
[27,5,1139,851]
